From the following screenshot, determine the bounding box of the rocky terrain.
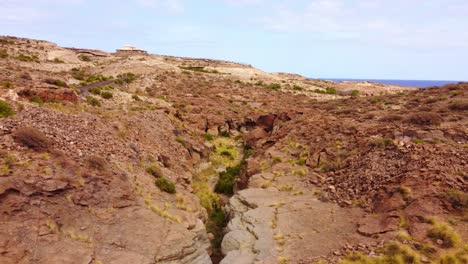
[0,36,466,264]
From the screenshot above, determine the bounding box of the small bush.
[85,155,107,170]
[100,91,113,99]
[427,219,461,248]
[398,186,412,201]
[89,87,102,95]
[445,189,468,210]
[146,164,163,178]
[78,54,91,61]
[0,49,8,59]
[313,87,337,95]
[293,85,303,91]
[351,90,360,97]
[71,68,86,80]
[13,127,51,151]
[45,79,67,87]
[86,96,101,107]
[448,101,468,111]
[267,83,281,90]
[370,137,393,148]
[132,94,141,101]
[16,54,39,62]
[30,96,44,105]
[155,177,176,193]
[215,165,241,195]
[405,113,442,126]
[204,133,214,141]
[52,58,64,63]
[115,72,138,84]
[0,100,15,118]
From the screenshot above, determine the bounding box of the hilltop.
[0,36,466,264]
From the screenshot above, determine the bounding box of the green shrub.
[45,79,67,87]
[89,87,102,95]
[220,131,230,138]
[0,100,15,118]
[155,177,176,193]
[52,58,64,63]
[86,95,101,107]
[30,96,44,105]
[293,85,303,91]
[427,219,461,248]
[204,133,214,141]
[16,54,39,62]
[0,49,8,59]
[71,68,86,80]
[267,83,281,90]
[445,189,468,210]
[115,72,138,84]
[215,164,241,195]
[146,164,163,178]
[313,87,337,95]
[351,90,360,96]
[100,91,113,99]
[132,94,141,101]
[79,74,112,86]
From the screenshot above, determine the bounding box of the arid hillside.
[0,36,466,264]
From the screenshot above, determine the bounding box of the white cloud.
[250,0,468,49]
[135,0,185,14]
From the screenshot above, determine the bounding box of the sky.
[1,0,468,80]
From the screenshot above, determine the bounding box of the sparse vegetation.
[155,177,176,193]
[0,100,15,118]
[71,68,86,80]
[52,58,65,63]
[45,78,67,87]
[16,54,40,62]
[115,72,138,84]
[398,186,412,201]
[313,87,337,95]
[100,91,113,99]
[445,189,468,210]
[29,95,44,105]
[340,242,421,264]
[267,83,281,90]
[13,127,51,152]
[215,164,241,195]
[448,101,468,111]
[146,164,163,178]
[204,133,214,141]
[86,95,101,107]
[427,218,461,248]
[351,90,360,96]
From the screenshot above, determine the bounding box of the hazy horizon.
[2,0,467,81]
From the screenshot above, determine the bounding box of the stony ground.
[0,36,466,264]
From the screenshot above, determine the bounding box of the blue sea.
[323,79,464,88]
